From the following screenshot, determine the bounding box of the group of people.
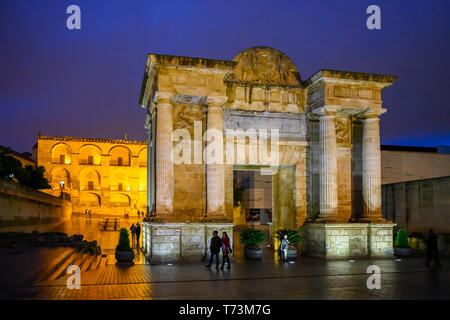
[130,223,141,249]
[123,209,145,219]
[206,231,232,269]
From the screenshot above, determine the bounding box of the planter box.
[115,250,135,265]
[279,248,298,260]
[394,247,413,257]
[244,246,263,260]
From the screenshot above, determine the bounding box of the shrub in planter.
[240,228,265,259]
[115,228,134,265]
[395,228,412,257]
[396,229,409,248]
[276,229,301,244]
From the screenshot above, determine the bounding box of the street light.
[59,180,65,198]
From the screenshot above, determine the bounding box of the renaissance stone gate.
[139,46,397,261]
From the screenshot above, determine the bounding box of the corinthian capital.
[205,96,228,108]
[153,91,176,104]
[357,108,387,120]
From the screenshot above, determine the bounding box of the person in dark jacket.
[135,223,141,249]
[130,223,136,249]
[425,229,441,267]
[206,231,222,269]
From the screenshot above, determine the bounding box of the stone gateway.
[139,46,397,261]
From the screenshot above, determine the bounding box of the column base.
[300,222,396,259]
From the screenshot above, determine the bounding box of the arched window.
[110,170,130,191]
[79,192,101,207]
[50,167,71,190]
[79,145,102,165]
[110,193,130,207]
[78,168,101,191]
[109,146,131,166]
[51,143,72,164]
[138,148,147,167]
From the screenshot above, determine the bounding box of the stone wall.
[382,176,450,233]
[381,150,450,184]
[0,179,72,232]
[300,223,395,258]
[142,222,234,263]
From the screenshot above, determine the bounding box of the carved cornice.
[37,135,146,145]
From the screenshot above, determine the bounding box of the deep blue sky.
[1,0,449,153]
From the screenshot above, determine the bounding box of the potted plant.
[276,229,301,260]
[240,228,265,260]
[394,228,412,257]
[115,228,135,265]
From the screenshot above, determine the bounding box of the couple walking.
[130,223,141,249]
[205,231,232,269]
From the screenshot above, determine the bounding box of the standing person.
[425,229,441,267]
[137,209,140,218]
[280,234,289,261]
[221,232,232,269]
[205,231,222,269]
[130,223,136,249]
[135,223,141,249]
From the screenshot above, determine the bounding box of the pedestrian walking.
[135,222,141,249]
[205,231,222,269]
[425,229,441,267]
[221,232,232,269]
[280,234,289,261]
[130,223,136,249]
[137,209,140,218]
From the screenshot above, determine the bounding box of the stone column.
[205,96,227,219]
[154,92,175,216]
[359,110,386,222]
[315,107,338,220]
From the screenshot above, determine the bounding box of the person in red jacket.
[221,232,232,269]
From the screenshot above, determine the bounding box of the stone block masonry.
[300,223,395,258]
[0,179,72,232]
[142,222,234,263]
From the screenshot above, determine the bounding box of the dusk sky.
[1,0,449,153]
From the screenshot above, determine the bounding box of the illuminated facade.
[36,135,147,216]
[139,46,398,260]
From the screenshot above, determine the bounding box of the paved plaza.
[0,216,449,300]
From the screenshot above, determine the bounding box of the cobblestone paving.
[1,217,448,300]
[1,254,449,300]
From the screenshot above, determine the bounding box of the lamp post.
[59,180,65,199]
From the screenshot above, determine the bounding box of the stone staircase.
[28,248,108,284]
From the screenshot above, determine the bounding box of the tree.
[0,150,22,180]
[0,151,50,189]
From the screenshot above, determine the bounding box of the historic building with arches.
[36,135,147,216]
[139,46,398,260]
